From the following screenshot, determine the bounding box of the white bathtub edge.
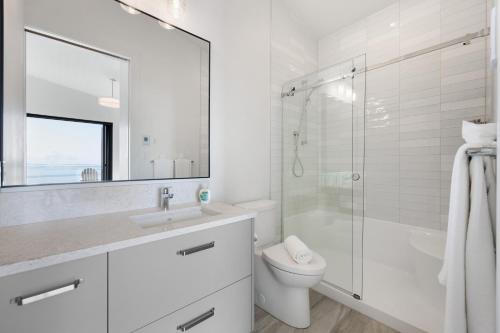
[313,282,427,333]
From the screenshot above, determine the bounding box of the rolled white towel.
[284,235,313,264]
[462,121,497,145]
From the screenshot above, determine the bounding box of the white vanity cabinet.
[108,219,253,333]
[136,277,252,333]
[0,254,107,333]
[0,214,254,333]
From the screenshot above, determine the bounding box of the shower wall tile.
[271,0,318,243]
[317,0,489,230]
[366,3,400,66]
[440,37,487,229]
[319,22,367,68]
[318,89,357,214]
[441,0,487,41]
[399,54,442,229]
[365,64,400,222]
[399,0,441,55]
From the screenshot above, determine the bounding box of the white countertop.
[0,202,256,278]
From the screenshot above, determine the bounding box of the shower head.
[281,87,296,98]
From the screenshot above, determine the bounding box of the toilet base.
[255,254,311,328]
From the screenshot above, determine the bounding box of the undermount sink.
[131,206,220,229]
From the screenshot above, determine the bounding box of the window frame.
[26,113,113,183]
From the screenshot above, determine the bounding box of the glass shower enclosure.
[281,55,366,298]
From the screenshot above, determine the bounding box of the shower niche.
[281,55,366,297]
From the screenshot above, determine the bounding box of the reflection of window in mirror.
[25,31,130,185]
[26,115,113,185]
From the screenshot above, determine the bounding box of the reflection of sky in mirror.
[27,117,102,165]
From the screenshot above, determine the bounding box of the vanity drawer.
[137,276,252,333]
[109,220,252,333]
[0,254,107,333]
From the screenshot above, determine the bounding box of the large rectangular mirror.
[2,0,210,186]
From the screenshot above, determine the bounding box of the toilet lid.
[262,243,326,276]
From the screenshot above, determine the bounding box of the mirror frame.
[0,0,211,188]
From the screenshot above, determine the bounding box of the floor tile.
[255,291,399,333]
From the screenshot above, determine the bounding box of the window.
[26,114,113,185]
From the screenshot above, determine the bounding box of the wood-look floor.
[255,291,399,333]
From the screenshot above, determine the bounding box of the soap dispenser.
[198,185,211,204]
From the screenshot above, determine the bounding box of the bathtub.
[410,230,446,312]
[285,210,447,333]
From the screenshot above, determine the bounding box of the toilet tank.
[235,200,277,247]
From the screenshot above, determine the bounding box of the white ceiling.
[283,0,398,38]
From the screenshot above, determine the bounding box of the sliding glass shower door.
[282,56,365,297]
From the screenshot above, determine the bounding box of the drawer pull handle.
[12,279,83,306]
[177,241,215,256]
[177,308,215,331]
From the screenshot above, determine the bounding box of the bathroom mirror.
[1,0,210,186]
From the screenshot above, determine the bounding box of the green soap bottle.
[199,187,210,204]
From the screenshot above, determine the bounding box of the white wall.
[220,1,271,204]
[0,0,272,227]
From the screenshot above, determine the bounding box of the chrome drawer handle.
[177,308,215,331]
[177,241,215,256]
[12,279,83,306]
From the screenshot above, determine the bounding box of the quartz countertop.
[0,202,256,278]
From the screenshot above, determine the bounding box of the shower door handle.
[352,173,361,181]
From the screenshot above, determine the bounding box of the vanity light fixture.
[98,79,120,109]
[120,3,140,15]
[166,0,186,19]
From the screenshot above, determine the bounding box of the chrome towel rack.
[466,147,497,158]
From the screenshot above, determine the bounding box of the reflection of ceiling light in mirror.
[98,97,120,109]
[166,0,186,19]
[120,3,140,15]
[98,79,120,109]
[158,21,175,30]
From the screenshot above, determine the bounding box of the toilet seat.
[262,243,326,276]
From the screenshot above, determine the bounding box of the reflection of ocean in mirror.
[26,164,101,184]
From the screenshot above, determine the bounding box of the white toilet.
[235,200,327,329]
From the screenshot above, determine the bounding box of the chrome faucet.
[161,187,174,211]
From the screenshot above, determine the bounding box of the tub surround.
[0,202,256,278]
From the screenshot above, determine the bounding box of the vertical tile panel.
[441,0,487,41]
[399,0,441,54]
[366,3,400,66]
[365,64,400,222]
[399,52,442,230]
[319,21,367,68]
[440,37,487,229]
